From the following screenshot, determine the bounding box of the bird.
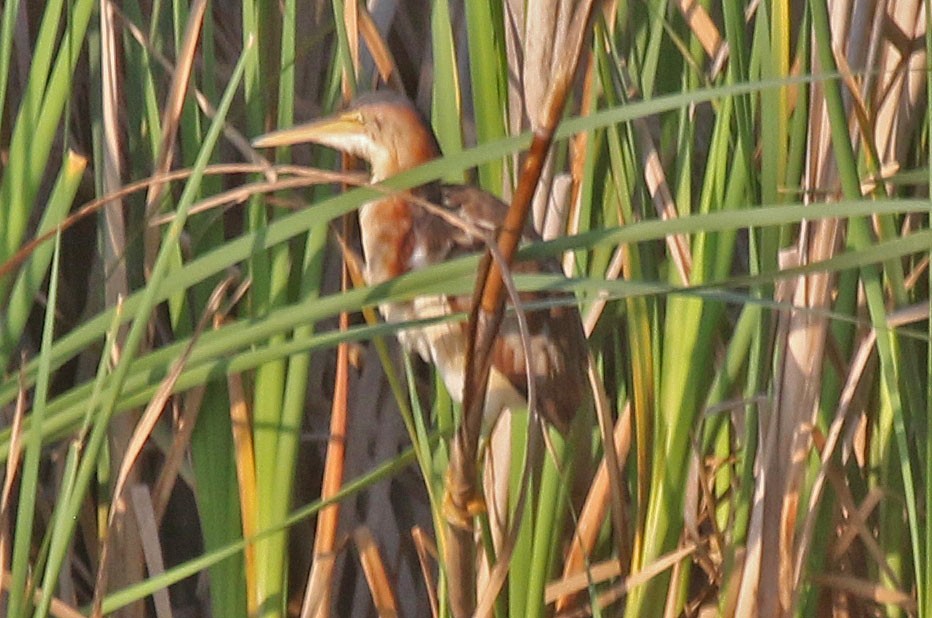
[253,91,587,433]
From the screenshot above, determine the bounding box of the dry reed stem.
[548,543,697,616]
[633,118,692,283]
[142,0,208,264]
[737,4,928,614]
[300,309,351,618]
[792,305,901,591]
[146,251,250,528]
[358,4,404,91]
[151,167,371,225]
[99,0,128,304]
[675,0,723,58]
[556,404,632,612]
[0,570,86,618]
[810,573,916,611]
[748,17,835,614]
[565,16,636,588]
[0,163,280,292]
[227,364,259,614]
[115,5,272,170]
[128,486,172,618]
[354,527,400,618]
[411,527,440,618]
[0,371,27,587]
[90,275,235,616]
[446,3,598,616]
[300,27,364,615]
[99,2,145,611]
[152,385,205,522]
[824,476,902,589]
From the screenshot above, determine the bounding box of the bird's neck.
[361,131,442,283]
[369,126,441,181]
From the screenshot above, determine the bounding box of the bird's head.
[253,91,441,181]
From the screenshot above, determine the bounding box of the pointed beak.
[252,112,364,149]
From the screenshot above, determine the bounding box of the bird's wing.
[428,184,588,432]
[406,183,511,262]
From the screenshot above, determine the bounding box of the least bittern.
[253,92,586,432]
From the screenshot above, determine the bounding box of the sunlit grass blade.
[464,0,507,193]
[0,0,94,292]
[0,152,87,369]
[7,233,62,617]
[31,38,251,616]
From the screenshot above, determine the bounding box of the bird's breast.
[358,196,415,284]
[359,192,453,284]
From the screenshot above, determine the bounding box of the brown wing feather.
[438,185,588,432]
